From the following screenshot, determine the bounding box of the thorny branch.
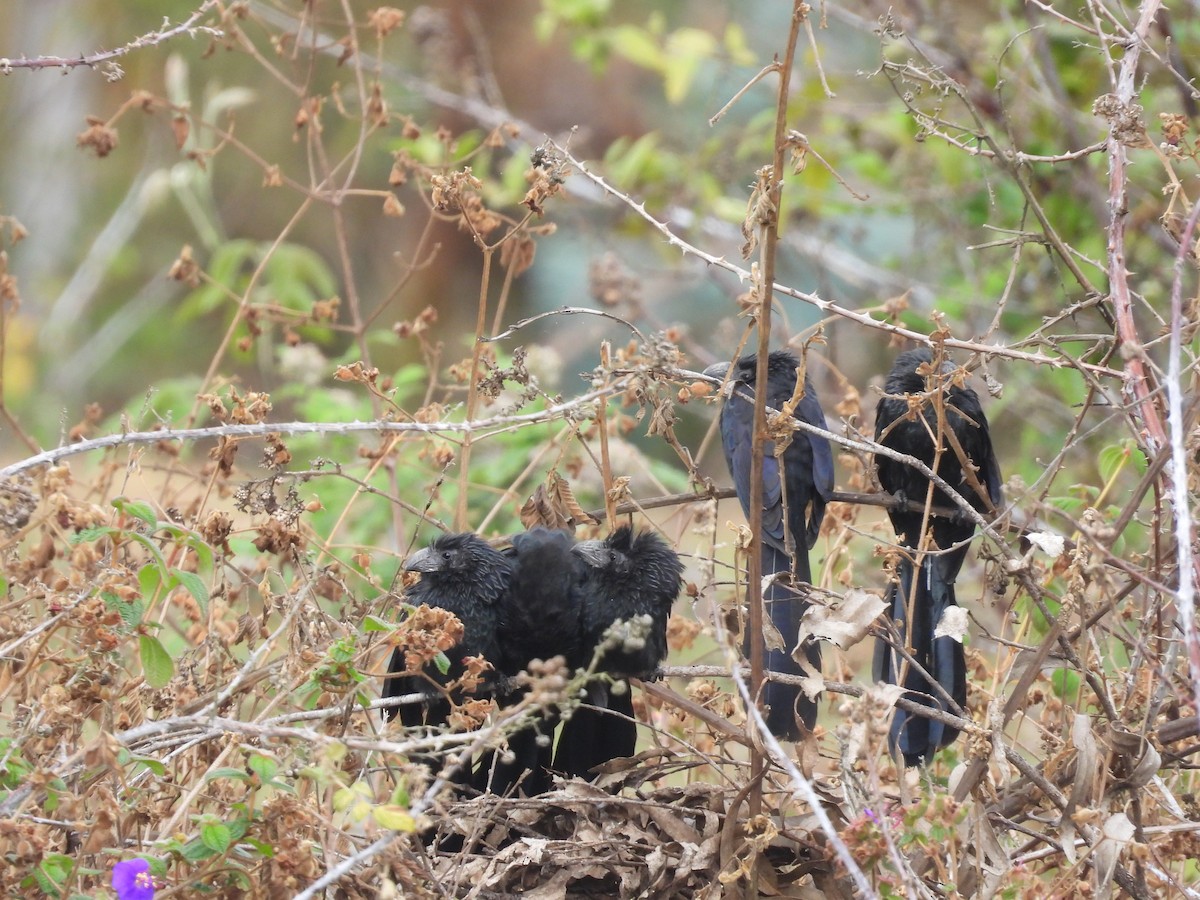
[0,1,223,80]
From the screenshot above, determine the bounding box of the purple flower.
[111,858,155,900]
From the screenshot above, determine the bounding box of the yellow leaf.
[373,804,417,832]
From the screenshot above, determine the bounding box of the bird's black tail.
[553,682,637,780]
[473,713,557,796]
[382,648,482,787]
[756,543,820,739]
[873,555,967,766]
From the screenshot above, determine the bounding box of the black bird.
[381,533,510,777]
[873,347,1002,766]
[704,350,835,738]
[476,526,588,796]
[554,526,684,780]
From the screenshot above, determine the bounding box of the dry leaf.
[933,604,969,642]
[798,589,885,650]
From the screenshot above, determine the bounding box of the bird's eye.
[441,551,452,561]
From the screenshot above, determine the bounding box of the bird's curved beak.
[702,361,730,383]
[403,547,440,573]
[573,540,610,568]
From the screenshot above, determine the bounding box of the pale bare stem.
[483,305,647,344]
[0,384,624,480]
[334,0,371,197]
[864,84,1106,164]
[800,7,835,99]
[0,0,223,77]
[709,63,779,126]
[1085,0,1120,85]
[1024,0,1102,36]
[547,140,1122,374]
[980,226,1027,340]
[291,835,397,900]
[1166,193,1200,717]
[488,249,520,343]
[793,133,868,200]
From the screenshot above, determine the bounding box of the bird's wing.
[723,405,787,547]
[798,391,836,502]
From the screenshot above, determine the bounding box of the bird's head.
[704,350,801,392]
[574,539,628,574]
[403,533,485,575]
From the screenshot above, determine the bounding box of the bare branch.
[0,1,223,79]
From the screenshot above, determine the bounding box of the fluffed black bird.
[476,526,588,796]
[704,350,835,738]
[553,526,684,780]
[873,347,1002,766]
[381,533,510,776]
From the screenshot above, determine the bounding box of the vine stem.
[742,0,807,829]
[457,248,495,530]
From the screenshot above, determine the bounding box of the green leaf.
[131,756,166,777]
[171,568,209,614]
[124,532,169,574]
[227,816,250,841]
[362,615,394,633]
[433,651,451,676]
[1097,443,1129,485]
[247,754,278,781]
[113,497,158,527]
[137,564,164,605]
[1045,494,1086,516]
[1050,667,1080,699]
[72,525,117,545]
[244,837,276,857]
[38,853,74,890]
[206,768,251,782]
[200,820,233,854]
[139,635,175,688]
[104,591,146,629]
[390,782,411,807]
[333,784,372,820]
[184,534,215,571]
[28,867,59,897]
[1129,444,1148,475]
[180,838,218,862]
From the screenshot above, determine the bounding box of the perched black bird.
[873,347,1002,766]
[381,533,511,777]
[476,526,588,796]
[554,526,684,780]
[705,350,835,738]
